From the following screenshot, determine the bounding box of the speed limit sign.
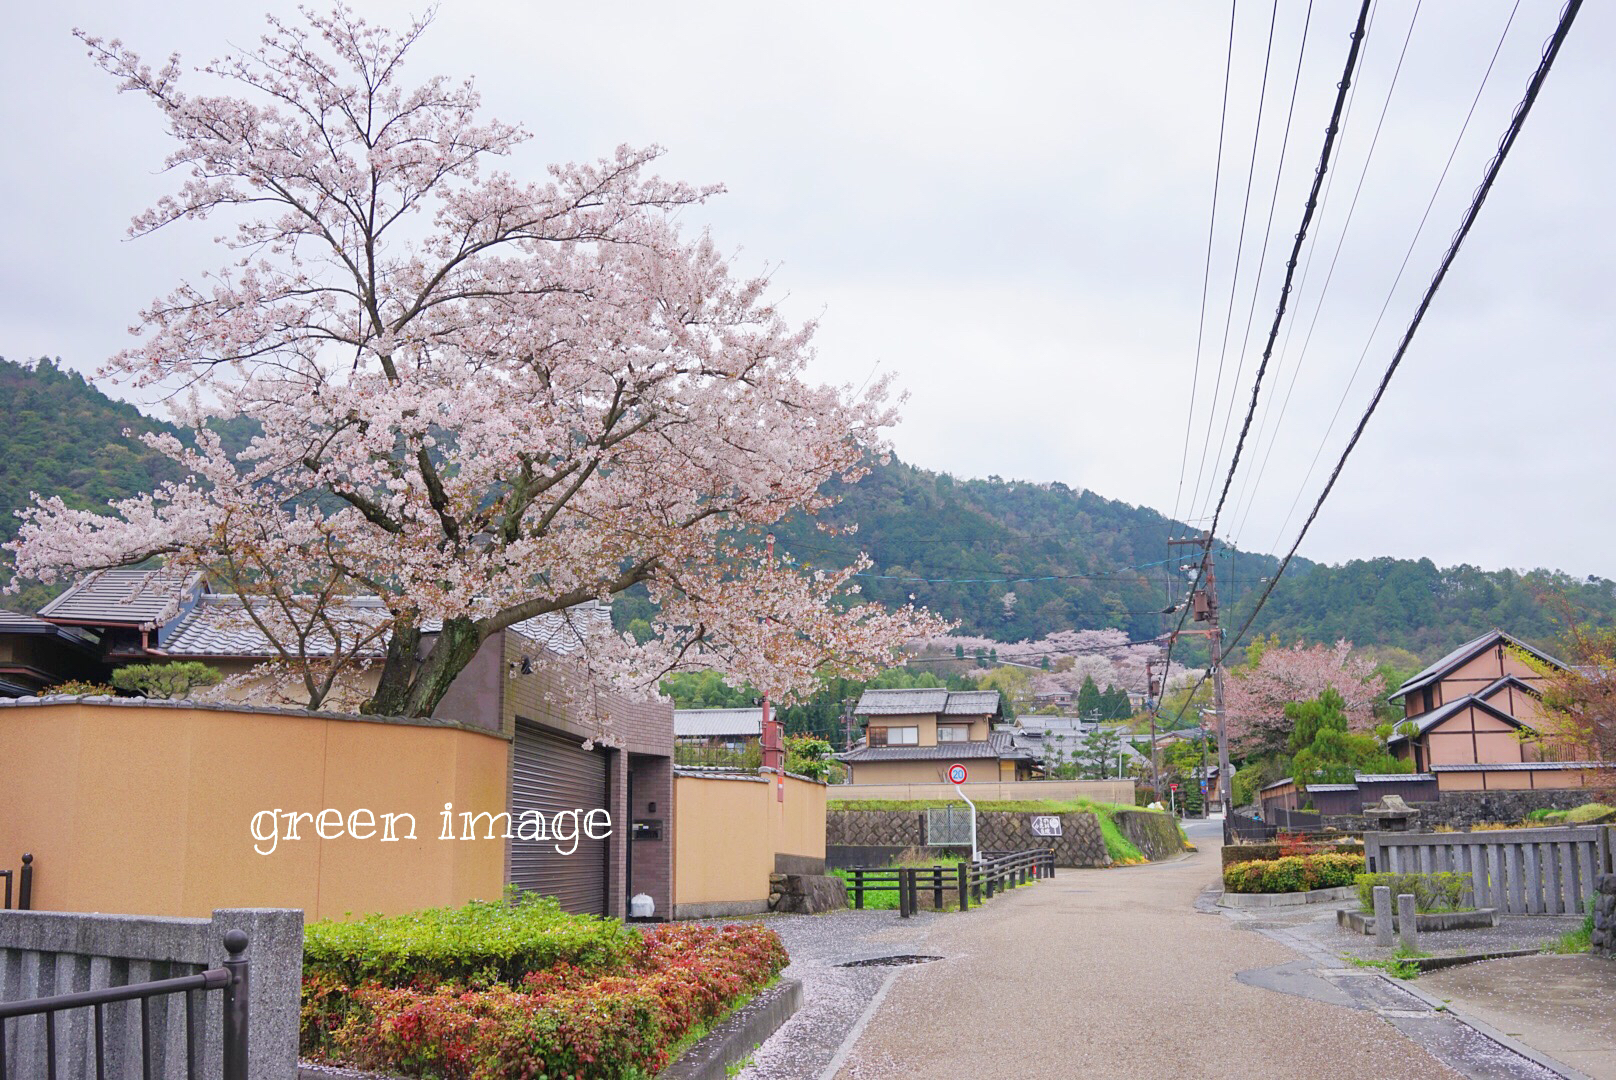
[948,763,968,785]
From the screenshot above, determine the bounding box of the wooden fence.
[1364,825,1614,916]
[843,849,1055,917]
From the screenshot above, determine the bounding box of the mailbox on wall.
[631,819,662,841]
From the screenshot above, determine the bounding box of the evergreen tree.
[1076,675,1101,718]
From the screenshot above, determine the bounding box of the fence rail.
[0,929,248,1080]
[844,849,1055,917]
[1365,825,1615,916]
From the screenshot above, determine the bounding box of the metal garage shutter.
[510,720,610,915]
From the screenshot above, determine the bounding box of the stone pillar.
[1397,893,1420,953]
[1373,885,1394,948]
[1593,873,1616,959]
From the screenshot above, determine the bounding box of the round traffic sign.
[948,763,968,785]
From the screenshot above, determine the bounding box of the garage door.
[510,720,610,915]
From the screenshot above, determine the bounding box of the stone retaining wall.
[1320,789,1593,833]
[827,809,1161,868]
[1594,874,1616,960]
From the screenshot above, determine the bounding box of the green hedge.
[1221,841,1363,870]
[1222,853,1365,894]
[1354,871,1471,913]
[303,891,640,987]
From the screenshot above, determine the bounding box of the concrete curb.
[1217,885,1357,909]
[1391,973,1595,1080]
[659,978,803,1080]
[1337,907,1500,934]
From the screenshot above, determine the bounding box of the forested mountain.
[3,355,1612,663]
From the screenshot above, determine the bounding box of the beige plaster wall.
[672,772,826,908]
[0,702,509,920]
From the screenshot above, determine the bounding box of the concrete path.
[1421,955,1616,1079]
[828,836,1463,1080]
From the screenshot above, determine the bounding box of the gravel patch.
[693,909,944,1080]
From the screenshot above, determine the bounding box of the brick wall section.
[1594,874,1616,960]
[627,754,674,916]
[1320,789,1593,833]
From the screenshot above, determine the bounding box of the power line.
[1201,0,1375,548]
[1226,0,1584,656]
[1172,0,1242,531]
[1266,0,1522,552]
[1160,0,1374,692]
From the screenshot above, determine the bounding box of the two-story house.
[1387,628,1604,792]
[835,687,1035,784]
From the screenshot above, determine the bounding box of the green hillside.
[3,355,1610,662]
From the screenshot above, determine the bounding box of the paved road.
[828,822,1465,1080]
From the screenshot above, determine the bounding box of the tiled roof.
[507,600,613,657]
[159,594,609,660]
[855,688,949,715]
[837,730,1032,763]
[0,609,98,646]
[1387,693,1526,744]
[941,690,1002,715]
[854,687,1001,717]
[1392,630,1566,700]
[162,594,391,658]
[1355,773,1435,782]
[38,568,204,628]
[1305,784,1359,792]
[674,707,764,738]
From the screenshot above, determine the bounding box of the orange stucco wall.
[673,771,826,908]
[1435,767,1606,792]
[0,702,510,920]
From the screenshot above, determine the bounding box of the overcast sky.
[3,2,1612,578]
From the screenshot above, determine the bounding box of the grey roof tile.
[38,568,204,628]
[1393,630,1566,700]
[674,707,764,738]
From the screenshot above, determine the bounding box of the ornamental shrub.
[1354,871,1472,913]
[302,891,640,988]
[302,922,789,1080]
[1221,852,1366,894]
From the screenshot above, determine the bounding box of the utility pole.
[760,533,785,775]
[1169,532,1233,816]
[1145,658,1161,801]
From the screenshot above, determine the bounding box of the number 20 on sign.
[948,763,968,785]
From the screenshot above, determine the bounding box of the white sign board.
[1030,815,1062,837]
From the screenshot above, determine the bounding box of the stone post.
[1397,893,1420,953]
[1373,885,1394,948]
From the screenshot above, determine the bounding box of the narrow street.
[747,820,1563,1080]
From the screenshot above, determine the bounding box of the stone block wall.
[1594,874,1616,960]
[1114,810,1186,862]
[826,809,1109,867]
[1320,789,1593,834]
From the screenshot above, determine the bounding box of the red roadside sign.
[948,763,968,785]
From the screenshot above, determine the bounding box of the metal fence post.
[18,854,32,911]
[957,862,970,911]
[932,866,944,911]
[221,929,250,1080]
[897,869,910,919]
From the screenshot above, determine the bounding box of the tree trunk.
[364,621,424,716]
[365,616,486,718]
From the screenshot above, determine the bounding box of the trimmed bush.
[1355,871,1472,913]
[1221,841,1363,870]
[302,922,789,1080]
[303,891,640,988]
[1222,853,1366,894]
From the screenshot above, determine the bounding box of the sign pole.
[948,763,977,862]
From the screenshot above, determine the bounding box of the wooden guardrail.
[844,849,1056,917]
[1365,825,1614,916]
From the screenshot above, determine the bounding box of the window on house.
[869,726,918,746]
[937,725,970,742]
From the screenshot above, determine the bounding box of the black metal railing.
[844,849,1056,917]
[0,854,33,911]
[0,928,249,1079]
[1224,813,1276,845]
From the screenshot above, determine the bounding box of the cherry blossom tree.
[1224,637,1385,758]
[7,7,946,716]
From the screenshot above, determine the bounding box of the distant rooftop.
[38,568,204,629]
[674,707,764,738]
[855,687,1001,718]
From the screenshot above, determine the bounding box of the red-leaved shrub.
[302,923,789,1079]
